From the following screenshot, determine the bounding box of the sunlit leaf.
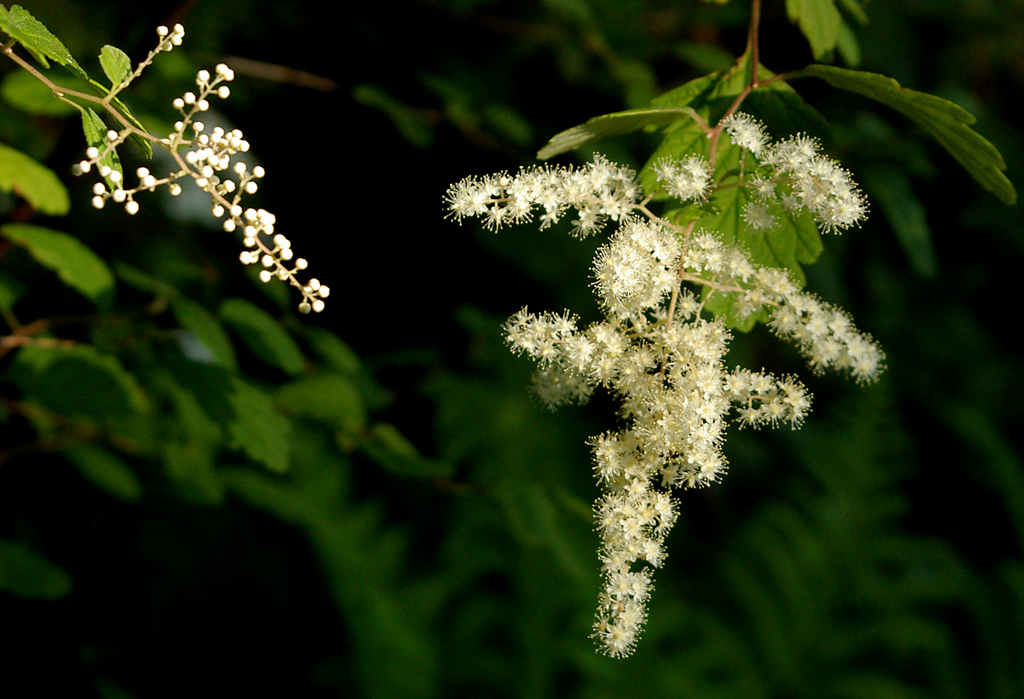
[99,45,131,87]
[0,4,87,78]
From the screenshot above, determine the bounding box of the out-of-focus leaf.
[164,439,224,505]
[63,444,143,502]
[786,0,842,61]
[860,165,937,277]
[6,345,146,420]
[0,144,69,215]
[220,298,305,375]
[276,371,365,436]
[1,69,78,115]
[353,83,434,149]
[228,376,291,473]
[1,224,113,309]
[0,273,25,315]
[171,297,237,370]
[361,422,453,479]
[790,64,1016,204]
[303,326,361,374]
[0,539,72,599]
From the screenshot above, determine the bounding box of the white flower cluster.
[445,154,641,236]
[73,26,326,314]
[723,113,868,234]
[447,121,883,657]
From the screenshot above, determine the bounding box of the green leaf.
[99,45,131,87]
[303,326,361,374]
[228,377,291,473]
[63,444,143,502]
[76,105,122,189]
[0,143,70,214]
[171,297,237,370]
[790,64,1017,204]
[537,106,704,160]
[0,5,88,79]
[835,0,869,25]
[361,422,454,480]
[0,224,114,309]
[786,0,842,61]
[163,438,224,505]
[0,539,72,599]
[5,344,147,420]
[220,298,305,375]
[275,372,366,436]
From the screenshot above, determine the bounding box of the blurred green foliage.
[1,0,1022,697]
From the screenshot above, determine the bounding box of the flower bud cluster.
[73,26,325,313]
[447,121,882,656]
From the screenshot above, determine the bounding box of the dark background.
[2,1,1023,697]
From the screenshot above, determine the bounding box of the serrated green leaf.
[6,344,146,420]
[220,298,305,375]
[228,377,291,473]
[0,4,87,79]
[171,297,237,370]
[1,69,79,116]
[63,444,143,502]
[791,64,1016,204]
[275,372,366,435]
[362,422,453,479]
[99,45,131,87]
[787,0,842,60]
[0,538,72,599]
[0,223,114,309]
[0,143,69,215]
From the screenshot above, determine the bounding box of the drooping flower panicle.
[446,114,883,657]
